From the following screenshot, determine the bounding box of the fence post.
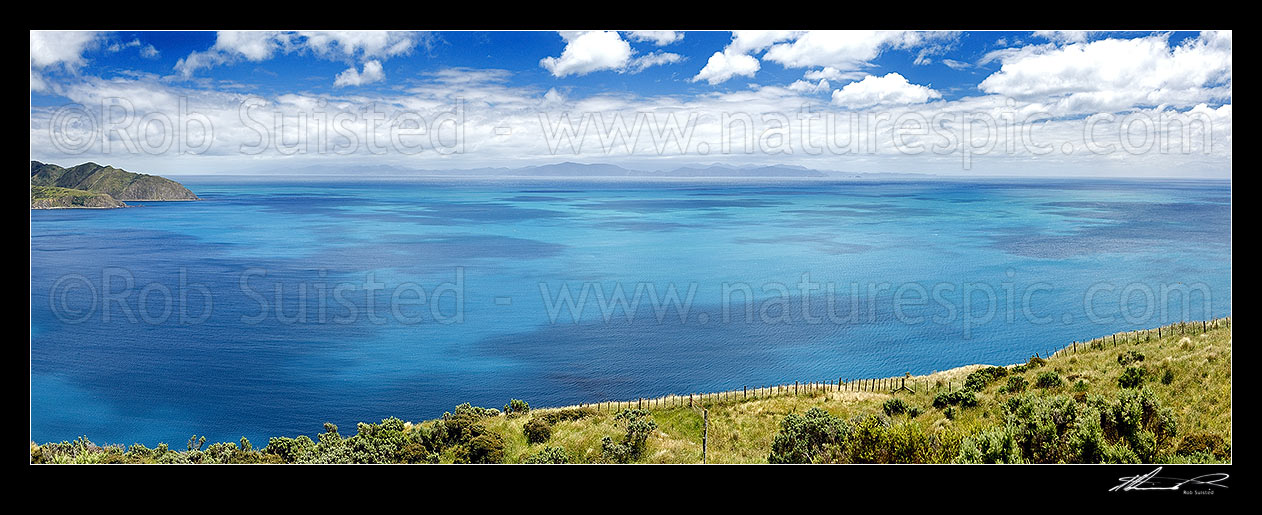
[702,408,708,465]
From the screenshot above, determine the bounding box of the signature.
[1110,467,1229,492]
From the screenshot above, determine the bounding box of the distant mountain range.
[31,161,199,209]
[267,162,932,179]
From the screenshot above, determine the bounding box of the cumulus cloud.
[788,78,831,94]
[763,30,954,70]
[628,31,683,46]
[830,72,941,107]
[694,30,957,85]
[28,64,1232,178]
[629,51,683,72]
[690,31,796,85]
[174,31,421,86]
[1033,30,1090,44]
[803,66,864,83]
[979,31,1232,113]
[30,31,100,91]
[333,60,385,87]
[299,30,421,60]
[540,31,632,76]
[691,49,760,85]
[540,31,679,77]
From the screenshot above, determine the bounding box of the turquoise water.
[29,177,1231,445]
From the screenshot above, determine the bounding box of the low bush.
[1176,432,1230,460]
[1002,375,1028,393]
[1118,367,1146,388]
[1035,371,1063,389]
[523,417,552,444]
[523,446,570,464]
[503,399,530,417]
[1117,350,1145,366]
[601,409,657,463]
[768,407,849,464]
[933,389,978,409]
[537,406,597,425]
[964,366,1010,392]
[883,398,919,417]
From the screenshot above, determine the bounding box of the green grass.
[31,318,1231,464]
[30,186,124,208]
[416,318,1231,463]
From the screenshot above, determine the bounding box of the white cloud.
[174,31,420,85]
[694,31,957,85]
[830,72,941,107]
[803,66,863,83]
[28,65,1231,178]
[30,31,100,91]
[979,31,1232,113]
[1033,31,1090,44]
[333,60,385,87]
[729,31,801,54]
[763,30,950,70]
[691,49,760,85]
[628,31,683,46]
[298,31,420,60]
[942,58,970,70]
[540,31,632,77]
[788,78,830,94]
[629,51,683,72]
[540,31,679,77]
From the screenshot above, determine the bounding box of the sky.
[29,30,1232,177]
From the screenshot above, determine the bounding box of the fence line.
[530,317,1231,414]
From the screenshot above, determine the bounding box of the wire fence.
[532,317,1232,415]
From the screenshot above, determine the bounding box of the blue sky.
[30,30,1231,177]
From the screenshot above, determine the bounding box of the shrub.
[1118,366,1146,388]
[845,415,942,464]
[1095,388,1178,462]
[523,418,552,444]
[601,409,657,463]
[964,366,1009,392]
[1176,433,1230,460]
[399,441,438,464]
[263,435,315,463]
[768,407,849,464]
[1161,368,1175,385]
[956,426,1021,463]
[932,389,978,409]
[537,406,597,425]
[882,398,919,417]
[523,446,570,464]
[1027,356,1047,368]
[504,399,530,417]
[1035,371,1063,389]
[458,432,505,464]
[1002,375,1028,393]
[944,407,957,420]
[1117,350,1145,366]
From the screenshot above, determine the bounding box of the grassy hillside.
[31,319,1230,464]
[31,161,198,204]
[30,186,126,209]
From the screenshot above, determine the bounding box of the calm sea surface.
[29,177,1231,445]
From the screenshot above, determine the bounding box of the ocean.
[29,176,1232,446]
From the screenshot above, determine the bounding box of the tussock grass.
[469,318,1231,463]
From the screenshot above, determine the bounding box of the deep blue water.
[29,177,1231,446]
